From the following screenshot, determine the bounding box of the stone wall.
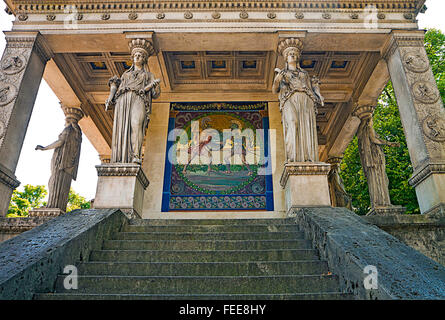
[0,216,53,242]
[292,207,445,299]
[364,215,445,266]
[0,209,127,299]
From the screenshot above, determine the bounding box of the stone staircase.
[34,218,353,300]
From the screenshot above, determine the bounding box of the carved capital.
[127,38,156,58]
[4,32,53,63]
[277,38,304,58]
[61,105,84,123]
[409,162,445,187]
[383,31,425,61]
[96,164,149,189]
[352,105,375,119]
[0,164,20,190]
[280,162,331,188]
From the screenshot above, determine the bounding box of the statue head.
[278,38,303,66]
[62,105,84,127]
[128,39,155,69]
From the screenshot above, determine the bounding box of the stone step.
[112,231,305,241]
[76,260,329,276]
[53,274,340,294]
[35,292,353,300]
[121,224,300,233]
[128,218,296,226]
[89,249,319,262]
[103,239,312,251]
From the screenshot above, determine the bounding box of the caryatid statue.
[272,38,324,163]
[35,106,84,212]
[106,39,161,164]
[354,106,400,209]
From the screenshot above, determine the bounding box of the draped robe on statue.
[111,68,159,163]
[357,119,392,207]
[278,68,319,162]
[47,124,82,211]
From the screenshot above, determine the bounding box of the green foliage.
[7,185,90,217]
[7,184,47,217]
[340,29,444,215]
[66,188,91,212]
[424,29,445,105]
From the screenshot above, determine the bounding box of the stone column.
[353,105,406,216]
[326,157,352,209]
[384,31,445,216]
[0,32,52,216]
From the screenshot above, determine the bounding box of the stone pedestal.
[94,164,149,219]
[366,206,406,217]
[28,208,64,217]
[280,162,331,214]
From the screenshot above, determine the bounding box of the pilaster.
[384,30,445,215]
[0,31,53,216]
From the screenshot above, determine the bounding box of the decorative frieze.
[9,1,423,14]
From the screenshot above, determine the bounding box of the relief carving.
[412,81,440,104]
[403,51,429,73]
[0,119,5,140]
[1,54,26,75]
[0,81,17,107]
[423,115,445,143]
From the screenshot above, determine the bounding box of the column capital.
[382,30,425,61]
[352,104,375,120]
[127,36,156,58]
[3,31,53,63]
[277,37,304,58]
[61,104,84,123]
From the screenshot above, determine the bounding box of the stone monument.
[94,38,158,218]
[353,105,406,216]
[30,106,83,217]
[274,38,331,213]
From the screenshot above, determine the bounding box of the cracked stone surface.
[293,207,445,300]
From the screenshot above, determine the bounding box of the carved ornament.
[422,115,445,143]
[0,81,18,107]
[403,51,429,73]
[1,54,26,75]
[412,81,440,104]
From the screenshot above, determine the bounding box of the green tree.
[7,185,91,217]
[66,188,91,212]
[340,29,444,215]
[7,184,47,217]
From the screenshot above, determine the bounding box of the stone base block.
[28,208,65,217]
[366,206,407,217]
[280,162,331,214]
[93,164,149,219]
[423,203,445,218]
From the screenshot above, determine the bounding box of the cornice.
[280,162,331,187]
[9,1,423,15]
[96,163,150,189]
